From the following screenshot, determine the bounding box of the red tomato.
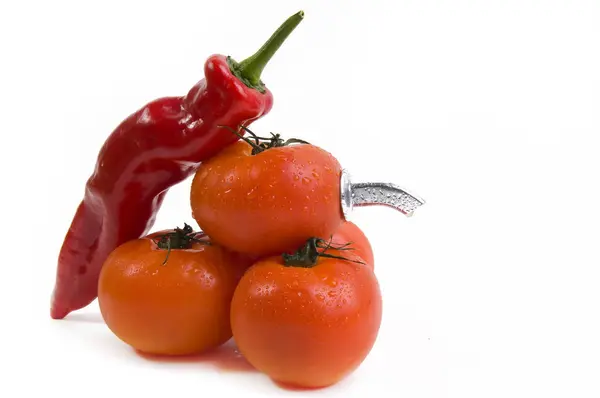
[98,226,252,356]
[190,139,344,257]
[331,221,374,269]
[230,239,382,388]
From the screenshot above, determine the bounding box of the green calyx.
[152,223,208,265]
[228,10,304,93]
[218,125,310,155]
[282,238,365,268]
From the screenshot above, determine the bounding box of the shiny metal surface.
[340,169,425,218]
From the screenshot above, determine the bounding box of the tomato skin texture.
[331,221,375,269]
[98,230,252,356]
[190,141,344,257]
[230,251,382,388]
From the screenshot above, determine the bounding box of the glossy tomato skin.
[331,221,375,269]
[190,141,344,257]
[230,251,382,388]
[98,230,252,356]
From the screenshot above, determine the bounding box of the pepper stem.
[229,10,304,93]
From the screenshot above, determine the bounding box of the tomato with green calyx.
[230,237,382,388]
[331,220,374,269]
[98,224,253,356]
[190,127,344,258]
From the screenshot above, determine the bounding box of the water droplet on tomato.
[330,280,338,287]
[328,291,336,297]
[316,293,325,301]
[302,177,311,184]
[292,280,299,287]
[246,186,258,199]
[312,171,320,178]
[293,174,300,181]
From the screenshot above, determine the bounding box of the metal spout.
[340,169,425,219]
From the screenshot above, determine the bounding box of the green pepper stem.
[232,10,304,92]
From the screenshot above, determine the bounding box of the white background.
[1,0,599,397]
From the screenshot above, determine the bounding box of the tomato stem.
[282,237,365,268]
[217,125,310,155]
[152,223,208,266]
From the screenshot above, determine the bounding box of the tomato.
[190,138,344,257]
[331,221,374,269]
[98,225,252,356]
[230,239,382,388]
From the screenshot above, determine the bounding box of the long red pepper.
[50,11,304,320]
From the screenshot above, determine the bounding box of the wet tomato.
[331,221,374,269]
[98,225,252,356]
[230,239,382,388]
[190,136,344,258]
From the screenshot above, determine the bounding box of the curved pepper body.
[50,55,273,319]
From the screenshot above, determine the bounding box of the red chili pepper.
[50,11,305,320]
